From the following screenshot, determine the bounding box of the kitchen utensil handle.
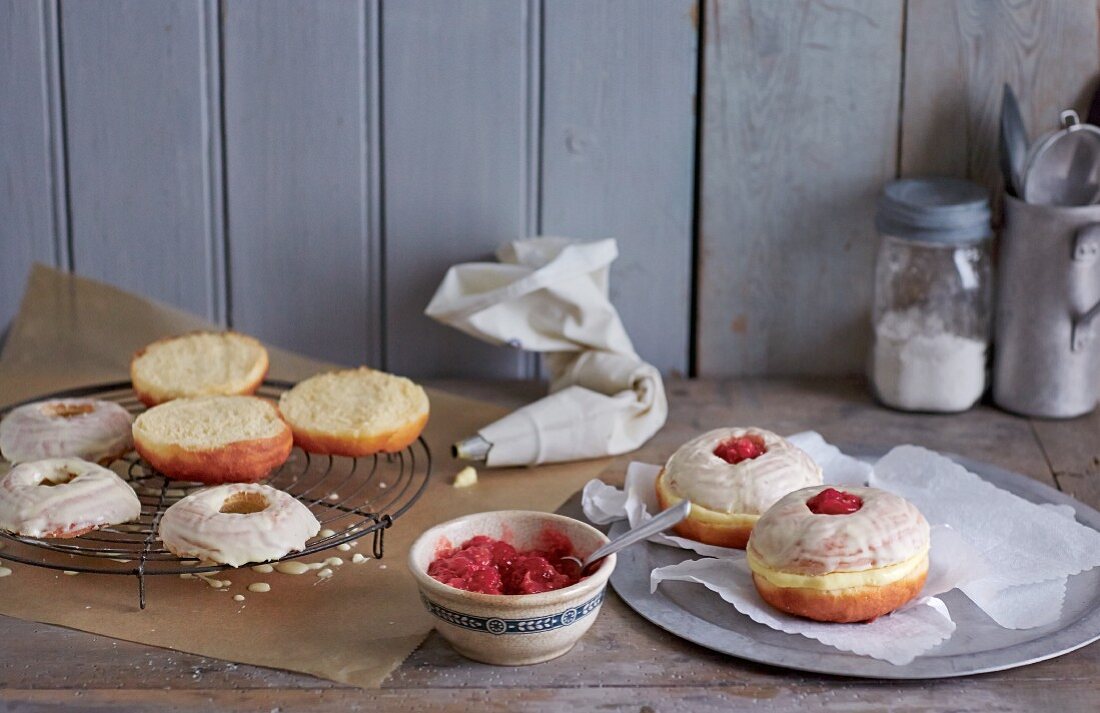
[582,500,691,567]
[1072,301,1100,352]
[1071,224,1100,352]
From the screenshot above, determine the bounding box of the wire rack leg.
[372,515,392,559]
[137,477,171,610]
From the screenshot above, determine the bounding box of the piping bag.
[424,237,668,467]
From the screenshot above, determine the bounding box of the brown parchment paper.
[0,265,612,687]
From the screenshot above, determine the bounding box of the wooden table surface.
[2,377,1099,712]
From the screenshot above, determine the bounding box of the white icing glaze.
[233,594,245,602]
[747,485,930,575]
[196,573,230,589]
[275,561,311,575]
[0,566,11,577]
[247,582,271,593]
[0,399,133,464]
[158,483,320,567]
[663,428,823,515]
[0,458,141,537]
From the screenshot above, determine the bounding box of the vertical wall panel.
[541,0,697,376]
[901,0,1100,195]
[61,0,221,320]
[383,0,534,378]
[696,0,903,376]
[223,0,377,366]
[0,0,64,333]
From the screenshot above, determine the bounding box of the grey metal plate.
[609,450,1100,679]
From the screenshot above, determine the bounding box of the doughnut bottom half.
[655,469,757,549]
[751,556,929,623]
[135,431,292,484]
[288,410,429,457]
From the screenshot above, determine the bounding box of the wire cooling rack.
[0,380,432,608]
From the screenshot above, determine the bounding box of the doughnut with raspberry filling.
[655,428,822,548]
[747,485,930,623]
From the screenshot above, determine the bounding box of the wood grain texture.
[901,0,1100,195]
[5,679,1100,713]
[1032,409,1100,510]
[382,0,535,378]
[223,0,378,366]
[541,0,698,376]
[1,378,1097,709]
[0,0,64,332]
[696,0,903,377]
[60,0,221,320]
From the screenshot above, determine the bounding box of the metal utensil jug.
[993,194,1100,418]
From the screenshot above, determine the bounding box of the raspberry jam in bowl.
[408,510,615,665]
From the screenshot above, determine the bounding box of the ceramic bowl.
[408,510,615,665]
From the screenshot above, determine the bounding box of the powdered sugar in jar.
[871,178,993,412]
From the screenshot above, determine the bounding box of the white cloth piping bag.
[425,237,668,467]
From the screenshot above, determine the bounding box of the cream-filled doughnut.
[158,483,320,567]
[0,399,133,465]
[0,458,141,538]
[655,428,822,548]
[747,485,930,623]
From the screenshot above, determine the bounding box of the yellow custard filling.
[746,547,929,591]
[657,476,759,526]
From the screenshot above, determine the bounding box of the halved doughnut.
[130,331,268,407]
[278,367,429,456]
[132,395,292,484]
[158,483,320,567]
[0,398,133,465]
[655,468,757,549]
[0,458,141,538]
[750,556,929,623]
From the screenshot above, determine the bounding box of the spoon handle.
[582,499,692,568]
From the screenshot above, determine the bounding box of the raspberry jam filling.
[806,488,863,515]
[713,435,767,464]
[427,531,583,595]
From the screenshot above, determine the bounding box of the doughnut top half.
[662,427,823,515]
[748,485,930,575]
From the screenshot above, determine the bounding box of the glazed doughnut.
[655,428,822,548]
[133,395,293,484]
[278,367,430,456]
[158,483,321,567]
[130,331,269,407]
[0,398,133,465]
[0,457,141,538]
[747,485,930,623]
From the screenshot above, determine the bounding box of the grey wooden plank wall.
[3,0,1099,378]
[223,0,375,367]
[0,0,696,377]
[695,0,1100,376]
[0,0,65,335]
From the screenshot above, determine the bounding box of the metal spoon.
[563,500,692,575]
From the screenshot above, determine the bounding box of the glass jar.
[870,178,993,412]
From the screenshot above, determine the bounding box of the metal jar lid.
[876,177,992,245]
[1022,110,1100,207]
